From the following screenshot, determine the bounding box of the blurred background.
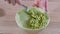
[0,0,60,34]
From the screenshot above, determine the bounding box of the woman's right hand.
[33,0,48,11]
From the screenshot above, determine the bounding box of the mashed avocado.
[17,7,49,29]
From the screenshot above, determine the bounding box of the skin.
[5,0,22,5]
[33,0,48,11]
[5,0,48,11]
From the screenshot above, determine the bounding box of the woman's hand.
[5,0,22,5]
[33,0,48,11]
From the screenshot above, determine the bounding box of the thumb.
[33,0,40,7]
[16,0,22,5]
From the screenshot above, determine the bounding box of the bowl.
[15,7,50,34]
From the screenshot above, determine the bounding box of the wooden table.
[0,0,60,34]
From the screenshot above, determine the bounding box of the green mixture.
[17,7,49,29]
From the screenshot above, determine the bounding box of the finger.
[45,0,48,11]
[16,0,21,5]
[5,0,7,1]
[11,0,16,5]
[33,0,40,7]
[7,0,11,4]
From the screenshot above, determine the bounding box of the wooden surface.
[0,0,60,34]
